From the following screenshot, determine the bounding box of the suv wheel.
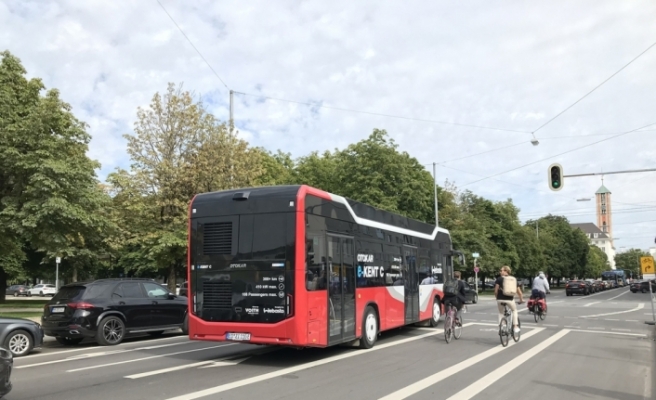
[56,337,84,346]
[182,314,189,335]
[97,316,125,346]
[5,330,33,357]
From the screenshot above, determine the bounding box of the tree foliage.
[0,51,111,297]
[615,248,648,279]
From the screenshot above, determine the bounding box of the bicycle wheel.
[444,315,453,344]
[540,310,546,321]
[533,309,539,323]
[454,318,462,340]
[512,317,521,342]
[499,319,509,347]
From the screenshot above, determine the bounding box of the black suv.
[41,278,188,346]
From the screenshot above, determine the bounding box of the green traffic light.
[552,181,559,187]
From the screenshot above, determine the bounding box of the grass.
[0,300,49,309]
[0,312,42,319]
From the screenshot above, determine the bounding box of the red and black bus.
[187,185,463,348]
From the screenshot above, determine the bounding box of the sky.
[1,0,656,254]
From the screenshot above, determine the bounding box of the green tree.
[615,248,647,279]
[110,83,263,291]
[0,50,109,296]
[585,245,609,279]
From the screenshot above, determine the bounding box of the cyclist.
[530,271,550,313]
[494,265,524,334]
[443,271,467,325]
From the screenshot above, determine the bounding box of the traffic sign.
[472,253,480,258]
[640,256,654,275]
[474,267,480,273]
[55,257,61,264]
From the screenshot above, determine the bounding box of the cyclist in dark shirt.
[443,271,467,323]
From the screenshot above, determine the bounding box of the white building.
[570,222,616,269]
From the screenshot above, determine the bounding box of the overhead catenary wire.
[155,1,532,135]
[156,0,230,90]
[459,121,656,188]
[531,39,656,135]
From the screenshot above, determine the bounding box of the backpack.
[502,276,518,297]
[443,280,458,296]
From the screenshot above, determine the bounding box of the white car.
[27,284,57,297]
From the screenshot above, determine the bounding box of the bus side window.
[306,235,326,291]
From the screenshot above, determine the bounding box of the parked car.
[565,280,589,296]
[0,347,12,398]
[5,285,29,297]
[0,317,44,357]
[630,280,656,293]
[41,278,188,346]
[462,282,479,304]
[28,284,57,297]
[179,281,188,297]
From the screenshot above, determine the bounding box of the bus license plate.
[226,333,251,341]
[51,307,65,313]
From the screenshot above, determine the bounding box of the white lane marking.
[605,319,620,321]
[377,328,545,400]
[587,327,605,330]
[445,329,570,400]
[607,290,630,301]
[611,328,632,332]
[572,329,646,337]
[626,320,639,322]
[584,301,601,307]
[125,356,250,379]
[18,335,187,360]
[16,341,196,369]
[543,324,559,327]
[66,344,235,372]
[581,303,644,318]
[564,326,578,328]
[163,324,472,400]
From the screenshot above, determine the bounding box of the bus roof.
[191,185,450,241]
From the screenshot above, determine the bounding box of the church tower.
[596,179,612,238]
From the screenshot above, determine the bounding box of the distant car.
[27,284,56,297]
[41,278,188,346]
[565,280,589,296]
[462,282,479,304]
[0,347,12,397]
[630,280,656,293]
[0,317,44,357]
[5,285,29,297]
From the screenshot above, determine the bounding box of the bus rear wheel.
[430,298,441,327]
[359,306,378,349]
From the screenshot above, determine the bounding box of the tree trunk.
[72,265,78,282]
[0,268,6,304]
[168,264,177,293]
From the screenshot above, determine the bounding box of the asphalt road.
[6,287,655,400]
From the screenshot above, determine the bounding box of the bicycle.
[444,303,466,343]
[498,301,522,347]
[528,297,546,323]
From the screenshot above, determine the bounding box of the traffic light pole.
[563,167,656,178]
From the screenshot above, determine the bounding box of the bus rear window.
[239,213,290,260]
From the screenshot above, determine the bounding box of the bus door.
[327,235,356,344]
[404,246,419,324]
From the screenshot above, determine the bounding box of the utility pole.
[229,90,234,185]
[433,162,438,227]
[55,257,61,291]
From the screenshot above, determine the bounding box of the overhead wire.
[531,39,656,135]
[155,1,533,134]
[459,121,656,188]
[156,0,230,90]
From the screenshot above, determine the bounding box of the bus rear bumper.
[188,314,308,346]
